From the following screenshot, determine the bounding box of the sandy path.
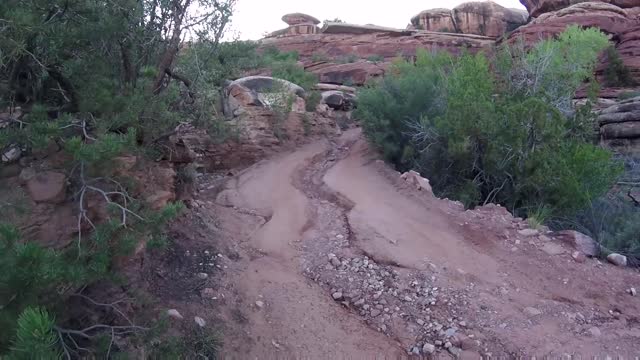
[190,128,640,358]
[212,139,404,358]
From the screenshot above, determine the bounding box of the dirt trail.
[185,128,640,358]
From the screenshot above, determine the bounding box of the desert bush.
[367,55,385,63]
[618,91,640,101]
[0,0,232,355]
[270,61,318,91]
[305,91,322,112]
[311,53,330,62]
[604,46,637,87]
[357,27,619,216]
[337,54,360,64]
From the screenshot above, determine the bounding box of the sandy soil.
[161,128,640,358]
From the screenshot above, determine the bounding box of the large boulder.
[282,13,320,26]
[509,2,634,43]
[306,61,385,86]
[222,76,306,118]
[321,90,356,110]
[453,2,528,37]
[552,230,600,257]
[411,9,457,32]
[598,96,640,155]
[520,0,639,18]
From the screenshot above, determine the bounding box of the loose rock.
[524,307,542,316]
[332,292,343,300]
[422,342,436,354]
[607,253,627,267]
[518,229,539,237]
[255,300,265,308]
[541,243,565,256]
[629,288,637,296]
[588,326,601,337]
[194,316,206,327]
[167,309,184,320]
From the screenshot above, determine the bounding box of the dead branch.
[628,190,640,207]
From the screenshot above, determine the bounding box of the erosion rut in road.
[190,128,640,358]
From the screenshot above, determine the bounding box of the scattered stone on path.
[255,300,265,308]
[26,171,67,203]
[588,326,601,337]
[422,343,436,354]
[554,230,600,257]
[448,346,462,356]
[572,251,586,263]
[197,272,209,279]
[518,229,539,237]
[370,309,382,317]
[524,307,542,316]
[332,291,343,300]
[541,243,565,256]
[607,253,627,267]
[167,309,184,320]
[194,316,206,327]
[629,288,637,296]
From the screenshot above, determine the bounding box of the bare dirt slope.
[172,128,640,358]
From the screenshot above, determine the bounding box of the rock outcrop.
[282,13,320,26]
[261,31,494,66]
[598,96,640,155]
[510,2,640,85]
[510,2,634,41]
[305,61,386,86]
[453,2,528,37]
[411,9,457,33]
[409,3,528,37]
[520,0,640,18]
[222,76,306,118]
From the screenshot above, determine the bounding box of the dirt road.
[171,128,640,358]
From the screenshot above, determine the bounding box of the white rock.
[541,243,565,256]
[255,300,265,308]
[629,288,637,296]
[524,307,542,316]
[197,272,209,279]
[518,229,539,237]
[1,146,21,163]
[167,309,184,320]
[607,253,627,267]
[588,326,601,337]
[422,343,436,354]
[332,292,343,300]
[194,316,206,327]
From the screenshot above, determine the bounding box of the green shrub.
[618,91,640,101]
[604,46,637,87]
[357,27,619,216]
[337,54,359,64]
[367,55,385,63]
[311,53,330,62]
[9,307,60,359]
[305,91,322,112]
[270,61,318,91]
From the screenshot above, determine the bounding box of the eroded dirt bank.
[165,128,640,358]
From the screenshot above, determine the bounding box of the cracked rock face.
[520,0,639,17]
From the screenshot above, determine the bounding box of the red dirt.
[166,128,640,358]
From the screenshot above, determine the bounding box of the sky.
[228,0,526,40]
